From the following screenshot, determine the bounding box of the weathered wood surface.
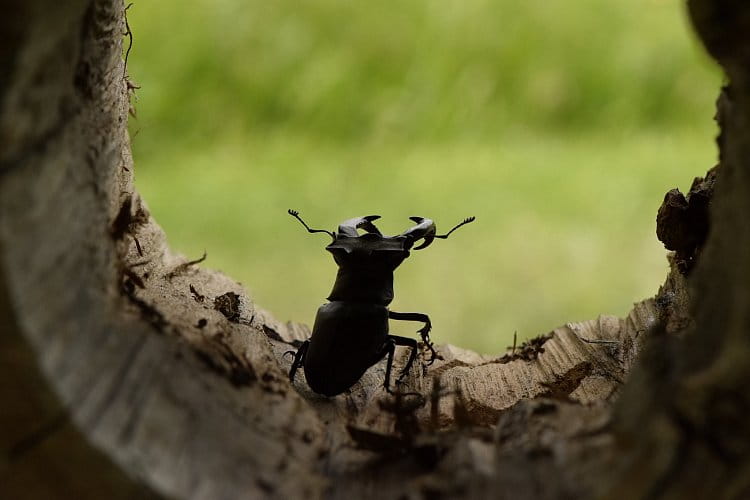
[2,0,749,499]
[101,181,661,498]
[602,3,750,498]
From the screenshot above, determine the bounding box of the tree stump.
[2,1,749,498]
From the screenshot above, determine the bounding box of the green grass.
[135,130,715,354]
[127,0,720,353]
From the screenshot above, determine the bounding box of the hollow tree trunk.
[1,1,748,499]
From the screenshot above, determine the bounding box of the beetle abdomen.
[304,301,389,396]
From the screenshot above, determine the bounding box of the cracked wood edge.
[0,1,326,498]
[118,193,664,489]
[119,204,664,497]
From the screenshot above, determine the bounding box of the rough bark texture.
[604,3,750,498]
[1,1,748,499]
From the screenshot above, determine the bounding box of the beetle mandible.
[285,209,475,396]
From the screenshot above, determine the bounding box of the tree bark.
[1,1,748,499]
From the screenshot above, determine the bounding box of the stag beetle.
[285,209,475,396]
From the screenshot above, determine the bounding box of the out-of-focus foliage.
[128,0,719,353]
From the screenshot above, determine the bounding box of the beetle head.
[324,213,474,255]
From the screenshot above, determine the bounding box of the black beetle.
[286,209,475,396]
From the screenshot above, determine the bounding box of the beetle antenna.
[435,216,476,239]
[288,209,335,239]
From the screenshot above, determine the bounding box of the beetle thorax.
[326,243,410,305]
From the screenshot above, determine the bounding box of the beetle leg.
[388,335,419,384]
[382,338,397,394]
[388,311,443,364]
[418,326,441,365]
[288,340,309,382]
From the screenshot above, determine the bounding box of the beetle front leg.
[389,335,419,384]
[287,340,309,383]
[381,335,420,393]
[388,311,442,364]
[382,338,397,394]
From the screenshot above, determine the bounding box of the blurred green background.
[128,0,719,354]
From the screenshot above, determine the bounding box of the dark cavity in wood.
[214,291,241,322]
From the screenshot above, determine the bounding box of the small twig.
[166,251,207,279]
[182,251,207,267]
[430,376,441,432]
[574,334,620,346]
[128,258,151,268]
[133,235,143,256]
[123,3,134,78]
[122,268,145,289]
[189,284,205,302]
[511,330,517,355]
[567,322,620,346]
[8,413,68,461]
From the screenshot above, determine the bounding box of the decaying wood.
[2,0,749,499]
[603,3,750,498]
[656,167,717,274]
